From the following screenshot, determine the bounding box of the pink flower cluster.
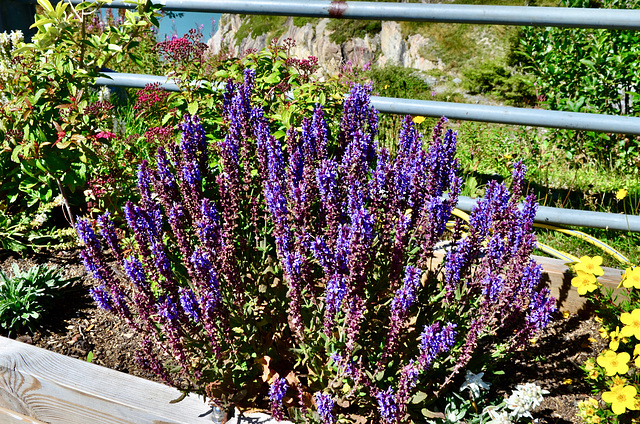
[156,29,208,65]
[133,83,170,116]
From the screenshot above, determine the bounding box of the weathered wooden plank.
[0,337,213,424]
[0,405,46,424]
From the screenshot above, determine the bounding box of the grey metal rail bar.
[456,196,640,232]
[53,0,640,30]
[96,72,640,135]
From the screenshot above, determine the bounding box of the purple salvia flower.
[376,386,399,424]
[76,217,101,251]
[482,274,505,303]
[137,160,154,211]
[158,295,179,322]
[77,218,133,324]
[511,160,527,200]
[123,256,148,290]
[396,360,420,409]
[527,287,557,332]
[323,274,347,332]
[190,248,222,306]
[383,266,421,361]
[89,285,113,311]
[154,146,179,202]
[391,266,421,315]
[179,287,200,322]
[182,161,201,187]
[167,202,194,269]
[269,377,288,422]
[156,295,191,371]
[79,249,100,281]
[123,255,154,323]
[96,212,123,262]
[418,322,457,371]
[314,392,336,424]
[196,198,221,253]
[179,114,207,164]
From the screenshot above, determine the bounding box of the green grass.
[235,15,289,47]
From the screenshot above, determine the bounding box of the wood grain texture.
[0,405,46,424]
[0,337,213,424]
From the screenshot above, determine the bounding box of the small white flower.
[30,212,47,229]
[506,383,549,419]
[112,117,126,136]
[51,194,64,207]
[10,30,23,48]
[98,86,111,103]
[0,32,10,49]
[459,371,491,399]
[486,408,512,424]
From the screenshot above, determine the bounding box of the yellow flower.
[610,327,622,351]
[412,116,426,124]
[562,311,571,319]
[617,189,628,200]
[622,267,640,290]
[584,358,595,371]
[611,375,627,386]
[621,309,640,339]
[575,256,605,277]
[600,327,609,339]
[572,271,599,295]
[579,398,597,417]
[601,384,637,415]
[597,350,630,376]
[588,369,600,379]
[592,416,602,424]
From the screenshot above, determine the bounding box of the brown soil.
[1,249,602,423]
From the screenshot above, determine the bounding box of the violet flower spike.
[315,392,336,424]
[269,378,288,422]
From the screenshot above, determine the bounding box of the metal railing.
[17,0,640,231]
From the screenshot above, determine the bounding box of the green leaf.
[411,391,428,404]
[38,0,55,14]
[264,73,281,84]
[187,102,199,116]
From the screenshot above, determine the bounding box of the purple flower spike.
[89,285,113,311]
[376,387,399,424]
[269,377,288,422]
[179,287,200,322]
[315,392,336,424]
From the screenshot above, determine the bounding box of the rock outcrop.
[207,15,445,75]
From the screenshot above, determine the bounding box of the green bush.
[517,0,640,167]
[327,19,381,44]
[462,60,536,106]
[0,263,77,335]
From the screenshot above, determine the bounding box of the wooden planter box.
[0,255,622,423]
[0,336,213,424]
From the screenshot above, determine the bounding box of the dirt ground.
[1,249,603,423]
